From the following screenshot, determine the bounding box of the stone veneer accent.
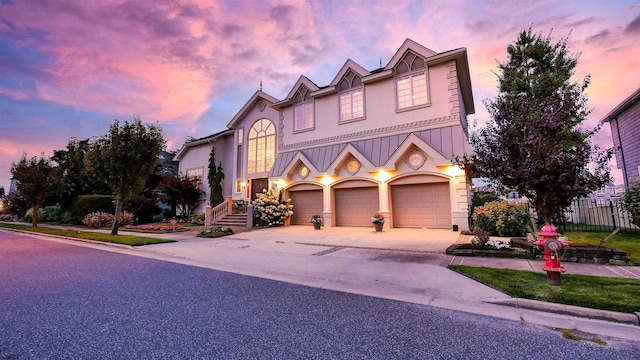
[446,61,460,116]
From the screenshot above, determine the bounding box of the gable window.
[338,70,364,122]
[293,86,314,131]
[247,119,275,174]
[395,51,428,109]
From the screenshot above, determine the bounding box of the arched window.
[293,86,314,131]
[247,119,275,173]
[338,69,364,122]
[395,51,428,109]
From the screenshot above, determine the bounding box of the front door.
[250,178,269,200]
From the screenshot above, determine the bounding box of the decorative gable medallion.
[257,100,266,112]
[298,165,309,179]
[345,159,360,175]
[405,151,426,170]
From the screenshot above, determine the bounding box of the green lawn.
[0,223,177,246]
[563,231,640,265]
[449,265,640,314]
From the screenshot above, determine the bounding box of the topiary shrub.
[472,201,529,237]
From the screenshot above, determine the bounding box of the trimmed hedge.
[71,195,115,222]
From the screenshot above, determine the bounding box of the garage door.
[391,183,451,228]
[335,187,379,227]
[289,189,323,225]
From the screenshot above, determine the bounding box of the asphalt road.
[1,231,639,359]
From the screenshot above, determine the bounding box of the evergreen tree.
[464,28,611,225]
[85,116,165,235]
[208,146,225,206]
[52,138,110,207]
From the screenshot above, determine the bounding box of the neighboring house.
[589,182,620,206]
[602,87,640,187]
[176,38,475,230]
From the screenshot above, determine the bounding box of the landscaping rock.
[448,239,630,265]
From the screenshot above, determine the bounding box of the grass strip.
[448,265,640,314]
[563,231,640,265]
[0,223,177,246]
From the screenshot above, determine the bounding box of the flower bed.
[197,226,233,238]
[124,224,185,232]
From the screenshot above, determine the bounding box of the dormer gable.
[285,75,320,102]
[384,38,437,71]
[330,59,370,87]
[227,90,279,129]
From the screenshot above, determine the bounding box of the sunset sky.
[1,0,639,191]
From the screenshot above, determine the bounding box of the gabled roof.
[227,90,279,129]
[329,59,370,86]
[601,87,640,122]
[174,129,234,161]
[272,76,320,109]
[384,38,437,71]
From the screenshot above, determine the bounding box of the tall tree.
[464,28,611,225]
[85,116,165,235]
[10,154,63,227]
[208,146,225,206]
[52,138,110,207]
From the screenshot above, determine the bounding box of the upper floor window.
[395,52,428,109]
[338,70,364,122]
[247,119,275,174]
[293,86,314,131]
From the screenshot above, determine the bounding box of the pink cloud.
[0,88,29,101]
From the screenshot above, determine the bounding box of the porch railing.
[205,196,233,227]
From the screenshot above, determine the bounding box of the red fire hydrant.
[534,224,566,286]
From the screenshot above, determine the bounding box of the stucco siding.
[279,62,459,150]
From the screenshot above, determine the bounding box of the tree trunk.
[32,201,39,228]
[111,200,122,235]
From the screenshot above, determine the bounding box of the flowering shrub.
[0,214,18,221]
[124,224,184,231]
[371,213,385,224]
[252,189,294,227]
[472,201,529,237]
[197,226,233,238]
[82,211,114,228]
[82,211,133,228]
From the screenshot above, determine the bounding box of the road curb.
[487,298,639,326]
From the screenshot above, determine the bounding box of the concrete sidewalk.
[3,224,640,343]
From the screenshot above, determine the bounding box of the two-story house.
[175,39,475,230]
[602,87,640,187]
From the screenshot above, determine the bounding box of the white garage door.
[335,187,379,227]
[391,183,451,228]
[289,190,323,225]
